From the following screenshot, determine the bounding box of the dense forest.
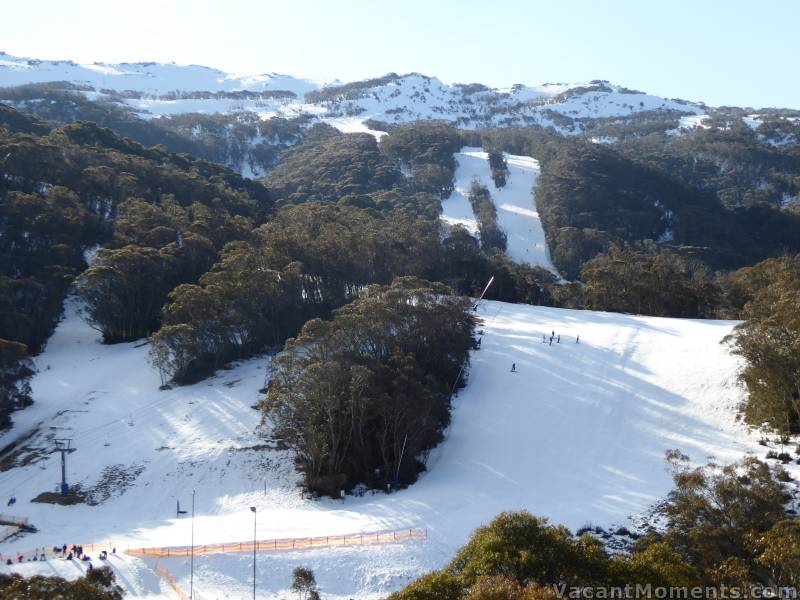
[538,139,800,279]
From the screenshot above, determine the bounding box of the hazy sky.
[2,0,798,108]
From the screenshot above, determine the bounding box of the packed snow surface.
[0,298,770,598]
[441,147,558,274]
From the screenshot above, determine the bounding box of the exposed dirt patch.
[0,428,48,472]
[85,463,146,505]
[31,486,87,505]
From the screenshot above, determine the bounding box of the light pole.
[190,489,195,599]
[249,506,256,600]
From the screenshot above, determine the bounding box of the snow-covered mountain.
[0,52,325,97]
[0,52,704,133]
[301,73,705,131]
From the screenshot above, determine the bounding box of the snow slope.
[441,147,558,274]
[0,299,775,598]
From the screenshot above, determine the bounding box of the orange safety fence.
[154,562,190,600]
[126,527,427,558]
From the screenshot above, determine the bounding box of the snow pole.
[395,434,408,485]
[249,506,257,600]
[477,276,495,305]
[190,489,195,600]
[455,276,496,397]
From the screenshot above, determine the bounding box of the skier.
[557,335,561,343]
[549,336,553,346]
[511,363,516,373]
[576,334,580,344]
[542,333,546,343]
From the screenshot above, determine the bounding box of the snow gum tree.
[264,277,475,496]
[725,254,800,434]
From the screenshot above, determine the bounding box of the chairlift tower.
[53,439,76,496]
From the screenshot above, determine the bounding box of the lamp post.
[190,489,195,599]
[250,506,256,600]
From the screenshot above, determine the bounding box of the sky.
[1,0,798,108]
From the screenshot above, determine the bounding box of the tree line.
[725,254,800,435]
[148,202,443,384]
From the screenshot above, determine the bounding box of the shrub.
[0,566,123,599]
[447,512,607,587]
[387,570,463,600]
[659,456,789,576]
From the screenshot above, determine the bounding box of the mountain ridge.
[0,51,704,126]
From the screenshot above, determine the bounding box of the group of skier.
[541,329,578,346]
[2,543,115,566]
[510,330,580,373]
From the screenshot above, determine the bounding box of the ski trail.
[440,148,559,275]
